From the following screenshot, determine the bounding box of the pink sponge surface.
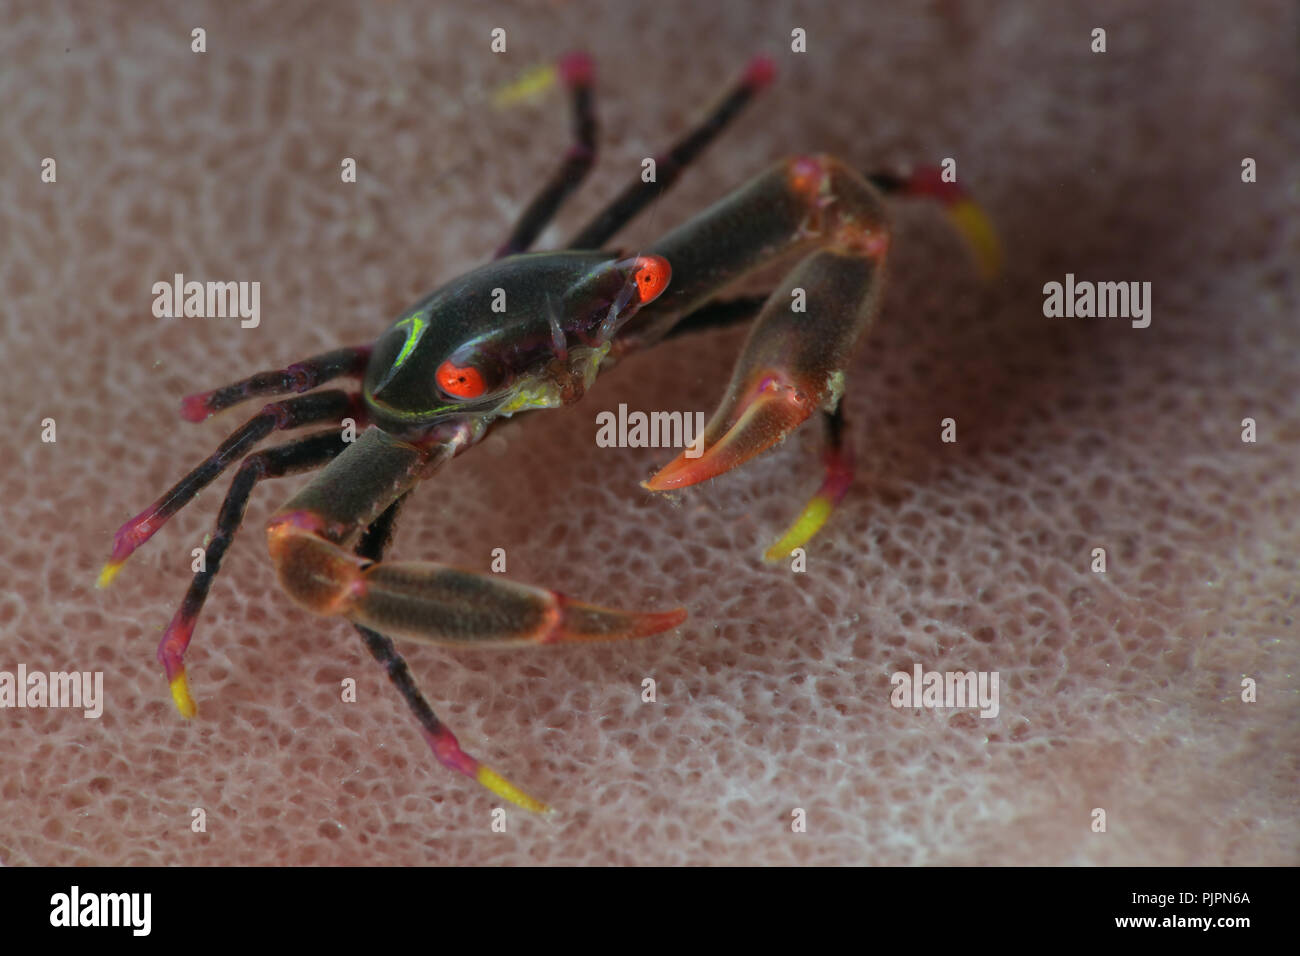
[2,0,1296,864]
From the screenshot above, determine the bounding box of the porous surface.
[1,0,1296,865]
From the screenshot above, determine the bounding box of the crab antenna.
[598,277,639,342]
[545,294,569,361]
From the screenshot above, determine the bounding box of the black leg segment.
[495,52,599,258]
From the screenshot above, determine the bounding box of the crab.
[99,53,999,812]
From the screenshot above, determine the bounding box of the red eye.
[632,255,671,304]
[436,359,486,398]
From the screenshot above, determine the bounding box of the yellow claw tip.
[948,199,1004,280]
[169,672,197,719]
[476,766,550,814]
[96,560,124,590]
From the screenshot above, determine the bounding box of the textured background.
[2,0,1296,865]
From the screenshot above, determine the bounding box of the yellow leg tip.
[476,766,550,814]
[947,199,1004,280]
[764,496,833,563]
[169,672,197,719]
[96,560,124,590]
[492,63,559,108]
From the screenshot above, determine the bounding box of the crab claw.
[643,369,817,491]
[643,240,880,495]
[639,224,888,558]
[267,507,686,649]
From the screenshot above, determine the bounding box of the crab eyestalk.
[597,255,671,341]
